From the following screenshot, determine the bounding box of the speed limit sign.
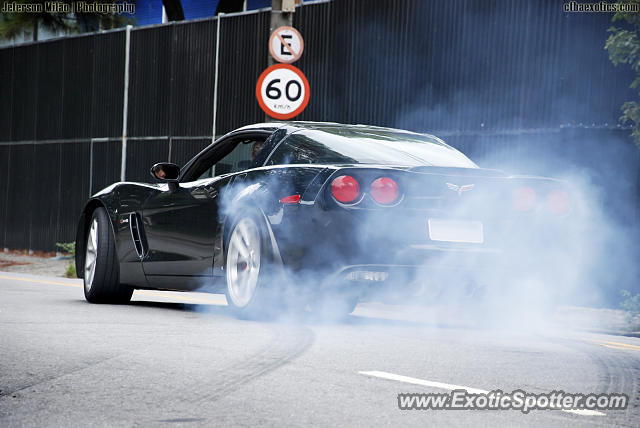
[256,64,310,120]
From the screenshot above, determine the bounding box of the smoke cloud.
[193,128,638,333]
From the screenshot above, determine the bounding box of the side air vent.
[129,212,146,258]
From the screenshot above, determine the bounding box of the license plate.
[428,219,484,244]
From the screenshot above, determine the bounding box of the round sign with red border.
[256,64,310,120]
[269,26,304,64]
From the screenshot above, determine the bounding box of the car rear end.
[280,164,572,299]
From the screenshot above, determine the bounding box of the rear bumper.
[272,201,570,290]
[324,245,503,286]
[287,242,508,294]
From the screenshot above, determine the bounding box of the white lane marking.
[359,371,606,417]
[360,370,487,394]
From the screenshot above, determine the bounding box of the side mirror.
[150,162,180,181]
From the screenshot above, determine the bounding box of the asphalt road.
[1,273,639,427]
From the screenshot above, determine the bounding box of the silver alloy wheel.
[226,218,261,308]
[84,218,98,291]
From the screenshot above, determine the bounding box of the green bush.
[65,263,76,278]
[56,242,76,278]
[55,242,75,256]
[620,290,640,330]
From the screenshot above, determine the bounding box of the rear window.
[266,128,476,168]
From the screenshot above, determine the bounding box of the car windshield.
[267,127,477,168]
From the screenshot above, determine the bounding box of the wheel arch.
[220,200,283,273]
[75,198,118,278]
[216,167,327,275]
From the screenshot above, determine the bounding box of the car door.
[141,179,221,280]
[141,135,270,289]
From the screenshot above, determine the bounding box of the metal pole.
[121,24,132,182]
[267,0,295,65]
[212,13,223,144]
[267,0,294,122]
[269,0,295,67]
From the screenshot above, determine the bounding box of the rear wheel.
[225,211,298,318]
[83,208,133,304]
[226,216,263,310]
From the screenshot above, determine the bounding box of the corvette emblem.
[446,183,475,196]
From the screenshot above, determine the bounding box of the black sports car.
[75,122,570,316]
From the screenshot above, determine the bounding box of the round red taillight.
[370,177,399,204]
[331,175,360,203]
[513,186,536,211]
[546,189,569,215]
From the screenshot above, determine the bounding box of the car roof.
[236,121,449,146]
[182,121,472,179]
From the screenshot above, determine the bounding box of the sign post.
[258,18,309,120]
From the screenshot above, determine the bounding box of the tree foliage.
[605,0,640,147]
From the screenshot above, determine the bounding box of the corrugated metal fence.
[0,0,638,252]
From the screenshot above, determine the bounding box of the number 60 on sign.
[256,64,310,120]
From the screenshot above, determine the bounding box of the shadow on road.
[70,298,469,331]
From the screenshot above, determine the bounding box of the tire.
[224,210,289,318]
[83,207,133,304]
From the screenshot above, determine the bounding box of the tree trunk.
[162,0,185,21]
[32,19,38,41]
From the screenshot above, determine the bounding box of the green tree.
[0,0,134,42]
[605,0,640,147]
